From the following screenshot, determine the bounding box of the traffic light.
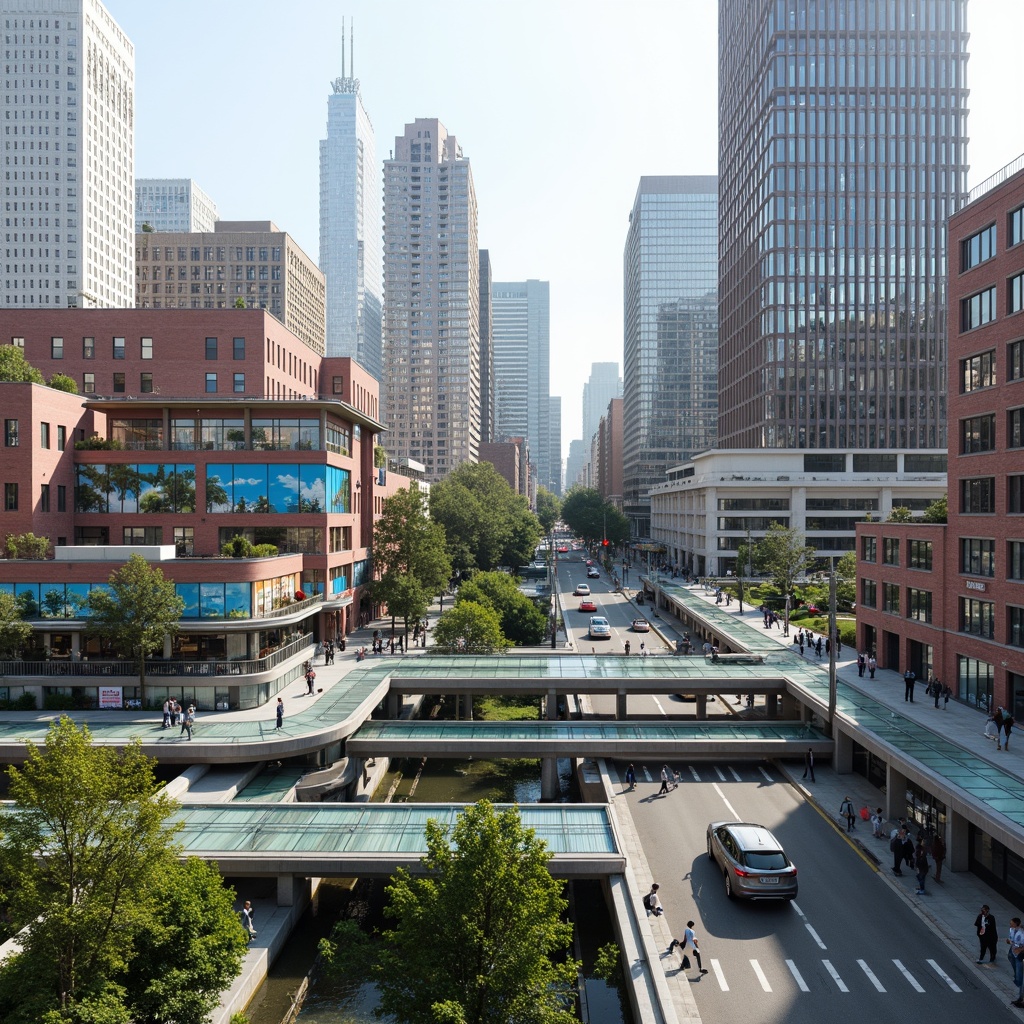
[602,539,609,547]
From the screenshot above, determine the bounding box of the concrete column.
[616,690,628,719]
[540,758,559,801]
[460,693,473,720]
[546,689,558,721]
[386,690,401,718]
[163,634,173,659]
[277,874,296,907]
[781,691,801,719]
[833,726,854,773]
[71,633,80,657]
[947,807,970,873]
[765,692,778,719]
[696,695,708,720]
[886,763,909,822]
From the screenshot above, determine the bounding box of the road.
[613,759,997,1022]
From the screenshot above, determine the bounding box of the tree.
[755,523,814,597]
[535,487,561,535]
[0,718,179,1022]
[47,372,79,394]
[887,505,914,522]
[375,571,430,638]
[233,296,246,308]
[0,590,33,657]
[458,572,546,646]
[5,531,53,560]
[372,801,579,1024]
[85,554,184,708]
[431,601,511,654]
[560,488,629,547]
[0,346,45,384]
[922,495,948,523]
[834,550,857,610]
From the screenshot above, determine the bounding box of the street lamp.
[827,558,838,736]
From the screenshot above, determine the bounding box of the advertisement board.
[99,686,123,709]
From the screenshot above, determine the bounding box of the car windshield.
[743,851,789,870]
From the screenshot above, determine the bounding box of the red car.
[579,599,597,612]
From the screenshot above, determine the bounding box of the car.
[589,616,611,639]
[578,599,597,612]
[574,584,591,596]
[585,559,594,566]
[557,545,569,553]
[587,567,601,579]
[706,821,798,901]
[631,618,651,632]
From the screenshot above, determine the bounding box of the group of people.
[161,698,195,739]
[887,820,946,895]
[985,706,1016,750]
[973,904,1024,1008]
[855,650,878,678]
[643,883,709,976]
[370,630,406,655]
[315,638,343,665]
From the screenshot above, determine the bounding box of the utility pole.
[827,557,837,736]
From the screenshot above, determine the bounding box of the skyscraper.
[622,177,719,539]
[718,0,969,450]
[582,362,622,448]
[548,396,562,495]
[478,250,494,444]
[382,119,480,481]
[3,0,134,309]
[491,280,553,494]
[319,22,382,376]
[135,179,218,234]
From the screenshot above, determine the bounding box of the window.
[233,372,245,393]
[803,453,845,472]
[123,526,163,545]
[4,419,18,447]
[1009,607,1024,648]
[1011,476,1024,514]
[233,337,245,360]
[961,414,996,454]
[1011,273,1024,315]
[908,588,932,623]
[860,578,877,609]
[852,453,897,472]
[4,484,17,511]
[83,372,95,394]
[909,540,933,571]
[140,373,153,394]
[961,597,996,638]
[883,583,900,614]
[883,538,900,566]
[962,477,996,513]
[961,350,996,392]
[962,538,995,577]
[11,337,24,350]
[1010,409,1024,449]
[904,454,947,472]
[206,337,218,360]
[1013,205,1024,247]
[40,484,50,513]
[83,336,94,359]
[113,337,125,359]
[333,375,344,395]
[113,373,126,394]
[861,535,877,562]
[173,526,194,556]
[57,485,66,512]
[961,223,996,270]
[962,287,997,331]
[1011,340,1024,382]
[141,336,153,359]
[205,373,217,393]
[57,425,66,451]
[51,336,63,359]
[40,422,50,449]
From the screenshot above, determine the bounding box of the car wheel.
[706,835,714,861]
[724,872,734,900]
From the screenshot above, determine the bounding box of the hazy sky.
[110,0,1024,460]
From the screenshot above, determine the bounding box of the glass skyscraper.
[718,0,969,450]
[622,176,719,538]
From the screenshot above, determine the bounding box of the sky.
[109,0,1024,464]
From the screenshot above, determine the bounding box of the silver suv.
[706,821,798,900]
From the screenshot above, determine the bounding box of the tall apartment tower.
[382,118,480,481]
[582,362,622,447]
[319,22,382,376]
[548,396,562,495]
[622,176,719,539]
[478,249,494,444]
[718,0,969,450]
[135,179,218,234]
[492,280,552,494]
[3,0,134,309]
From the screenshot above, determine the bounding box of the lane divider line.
[893,959,925,993]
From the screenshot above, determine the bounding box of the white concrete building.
[135,178,218,234]
[3,0,135,309]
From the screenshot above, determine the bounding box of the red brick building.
[857,158,1024,720]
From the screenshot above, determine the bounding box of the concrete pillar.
[947,807,970,873]
[546,689,558,721]
[765,693,778,719]
[616,690,628,719]
[540,757,560,801]
[277,874,296,907]
[460,693,473,720]
[833,726,854,773]
[163,634,173,659]
[71,633,80,657]
[696,695,708,720]
[386,690,401,718]
[886,763,909,822]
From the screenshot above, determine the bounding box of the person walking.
[180,704,195,741]
[815,636,823,658]
[868,653,877,679]
[162,699,171,729]
[658,765,671,795]
[943,682,952,709]
[242,900,256,942]
[1003,712,1015,751]
[802,748,815,782]
[913,839,929,895]
[275,696,284,729]
[625,763,636,791]
[669,921,709,975]
[643,883,664,917]
[932,831,946,883]
[870,807,885,838]
[930,675,942,709]
[1007,917,1024,1006]
[995,707,1007,750]
[976,905,999,963]
[904,668,916,702]
[890,827,908,876]
[305,666,316,694]
[839,795,856,832]
[857,652,866,677]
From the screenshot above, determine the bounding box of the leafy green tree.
[85,554,184,708]
[5,531,53,559]
[535,487,561,535]
[458,572,546,646]
[377,571,430,638]
[834,550,857,610]
[431,601,511,654]
[233,296,246,308]
[0,346,45,383]
[560,488,629,547]
[0,718,179,1022]
[373,801,579,1024]
[0,590,33,657]
[755,523,814,598]
[887,505,914,522]
[922,495,947,523]
[47,372,79,394]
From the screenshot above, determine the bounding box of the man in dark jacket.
[975,904,998,963]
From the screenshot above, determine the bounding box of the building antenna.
[341,16,345,78]
[350,18,354,78]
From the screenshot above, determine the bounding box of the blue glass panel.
[224,582,251,617]
[66,583,89,615]
[0,582,12,596]
[39,585,69,618]
[269,464,299,513]
[331,575,347,594]
[76,464,109,512]
[233,464,268,513]
[328,466,350,513]
[136,463,162,513]
[205,464,232,513]
[177,583,200,618]
[299,464,326,513]
[200,583,225,618]
[172,464,197,513]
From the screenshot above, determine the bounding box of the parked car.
[587,567,601,579]
[585,559,593,566]
[578,599,597,612]
[589,616,611,639]
[706,821,798,900]
[631,618,651,632]
[574,583,591,596]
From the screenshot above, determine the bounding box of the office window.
[40,422,50,449]
[113,337,125,359]
[883,583,900,614]
[1009,607,1024,648]
[1011,273,1024,315]
[883,538,900,566]
[804,453,846,472]
[206,337,218,360]
[83,372,95,394]
[961,414,996,454]
[852,453,897,472]
[4,483,17,511]
[57,425,66,451]
[861,535,876,562]
[962,537,996,576]
[141,336,153,359]
[140,373,153,394]
[961,350,996,392]
[11,337,24,349]
[962,287,997,331]
[83,336,94,359]
[113,373,125,394]
[205,373,217,393]
[1010,340,1024,381]
[233,337,245,360]
[233,372,245,393]
[40,483,50,513]
[4,419,18,447]
[333,375,344,395]
[961,223,996,270]
[51,336,63,359]
[962,477,996,514]
[961,597,996,639]
[57,484,66,512]
[908,588,932,623]
[1011,476,1024,514]
[909,540,933,571]
[1010,409,1024,449]
[860,578,877,609]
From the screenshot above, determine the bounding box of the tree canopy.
[431,601,512,654]
[886,505,914,522]
[46,372,79,394]
[457,571,546,646]
[921,494,947,523]
[535,487,561,535]
[0,345,45,384]
[560,488,628,547]
[754,523,814,597]
[430,463,541,572]
[0,590,33,657]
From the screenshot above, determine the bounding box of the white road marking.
[687,764,701,781]
[712,782,740,819]
[927,959,962,992]
[804,924,827,950]
[786,959,810,992]
[710,959,728,991]
[858,959,886,991]
[713,765,727,781]
[758,765,774,782]
[751,959,772,992]
[790,901,806,918]
[893,959,925,993]
[728,766,743,781]
[822,960,849,992]
[650,695,667,716]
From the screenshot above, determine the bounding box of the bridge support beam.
[781,691,801,719]
[832,726,854,773]
[695,695,708,720]
[540,757,560,802]
[948,807,970,872]
[885,763,909,823]
[765,692,778,719]
[546,689,559,720]
[386,690,402,718]
[277,874,297,907]
[460,693,473,720]
[616,690,628,719]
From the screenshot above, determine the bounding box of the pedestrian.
[943,682,952,709]
[930,675,941,709]
[857,652,865,677]
[640,641,647,657]
[242,899,256,942]
[932,831,946,883]
[670,921,709,975]
[170,699,180,727]
[902,829,916,871]
[870,807,885,838]
[839,795,856,832]
[890,827,908,876]
[799,633,805,656]
[275,696,284,729]
[305,667,316,694]
[1007,916,1024,1006]
[904,668,916,702]
[995,707,1007,750]
[658,765,671,795]
[625,763,636,790]
[643,883,664,917]
[162,698,170,729]
[975,905,999,963]
[986,709,1001,743]
[181,704,195,741]
[624,640,631,655]
[913,839,929,894]
[815,636,823,657]
[802,747,815,782]
[868,653,877,678]
[1004,712,1015,751]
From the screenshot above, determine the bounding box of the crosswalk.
[635,763,773,785]
[676,956,966,994]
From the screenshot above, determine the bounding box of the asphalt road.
[614,759,999,1023]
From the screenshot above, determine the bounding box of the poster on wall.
[99,686,123,709]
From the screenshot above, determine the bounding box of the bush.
[251,543,279,557]
[0,693,37,711]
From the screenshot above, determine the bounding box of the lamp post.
[548,531,557,650]
[827,558,837,736]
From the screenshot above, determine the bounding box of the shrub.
[0,693,37,711]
